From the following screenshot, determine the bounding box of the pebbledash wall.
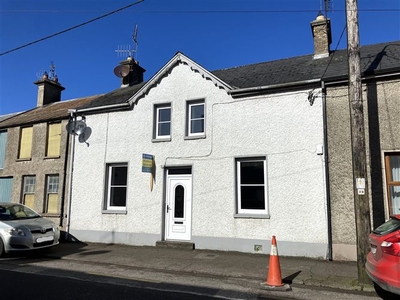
[69,62,328,258]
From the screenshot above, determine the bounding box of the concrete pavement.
[43,239,376,294]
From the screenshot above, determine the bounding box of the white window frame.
[155,105,171,139]
[187,101,205,137]
[236,157,268,215]
[104,163,128,211]
[45,174,59,214]
[22,175,36,208]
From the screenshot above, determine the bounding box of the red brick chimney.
[310,12,332,59]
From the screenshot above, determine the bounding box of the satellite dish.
[66,119,87,135]
[113,65,130,78]
[78,127,92,144]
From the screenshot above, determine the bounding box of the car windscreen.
[0,205,40,220]
[372,217,400,236]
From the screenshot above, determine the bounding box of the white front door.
[165,174,192,241]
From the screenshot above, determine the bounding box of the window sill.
[152,137,171,143]
[234,213,270,219]
[42,213,61,217]
[44,156,61,159]
[102,210,127,215]
[184,135,206,140]
[16,158,31,162]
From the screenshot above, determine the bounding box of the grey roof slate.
[0,95,100,129]
[81,41,400,111]
[211,41,400,89]
[1,40,399,127]
[0,112,22,122]
[77,82,146,110]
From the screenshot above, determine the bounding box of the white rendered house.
[68,52,328,258]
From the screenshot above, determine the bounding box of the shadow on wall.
[364,47,388,228]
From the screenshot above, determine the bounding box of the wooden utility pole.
[345,0,371,284]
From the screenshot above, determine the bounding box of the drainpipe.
[65,109,77,241]
[322,80,333,261]
[59,117,71,227]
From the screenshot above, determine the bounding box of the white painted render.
[70,60,328,258]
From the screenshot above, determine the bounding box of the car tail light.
[381,234,400,256]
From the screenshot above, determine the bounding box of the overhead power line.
[0,0,145,57]
[1,8,399,13]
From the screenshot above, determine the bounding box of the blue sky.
[0,0,399,115]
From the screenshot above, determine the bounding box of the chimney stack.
[34,72,65,107]
[310,12,332,59]
[119,57,146,87]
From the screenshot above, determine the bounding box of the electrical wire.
[1,9,399,13]
[0,0,144,57]
[321,24,347,79]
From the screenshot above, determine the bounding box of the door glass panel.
[174,185,184,218]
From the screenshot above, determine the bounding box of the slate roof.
[79,40,400,111]
[0,112,22,122]
[77,82,146,110]
[0,95,100,129]
[1,40,399,127]
[212,40,400,89]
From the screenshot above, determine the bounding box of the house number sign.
[356,178,365,195]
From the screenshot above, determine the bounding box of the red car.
[366,215,400,296]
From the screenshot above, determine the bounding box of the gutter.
[321,80,333,261]
[75,102,130,114]
[323,71,400,86]
[229,79,321,97]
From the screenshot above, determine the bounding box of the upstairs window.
[0,131,7,169]
[46,123,61,157]
[22,175,36,209]
[187,100,205,137]
[45,174,59,214]
[19,127,33,159]
[104,163,128,211]
[236,157,268,216]
[154,104,171,139]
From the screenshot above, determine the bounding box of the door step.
[156,241,195,250]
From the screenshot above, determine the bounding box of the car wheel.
[374,282,399,300]
[0,238,4,257]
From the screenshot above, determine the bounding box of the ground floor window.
[236,157,268,215]
[45,174,59,214]
[385,153,400,214]
[22,175,35,209]
[104,163,128,211]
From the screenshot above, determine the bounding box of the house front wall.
[0,121,70,226]
[326,77,400,261]
[70,62,328,257]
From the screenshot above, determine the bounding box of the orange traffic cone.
[261,236,291,291]
[266,235,283,286]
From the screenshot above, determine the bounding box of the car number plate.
[371,247,377,254]
[36,236,54,243]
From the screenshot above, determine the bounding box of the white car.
[0,202,60,256]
